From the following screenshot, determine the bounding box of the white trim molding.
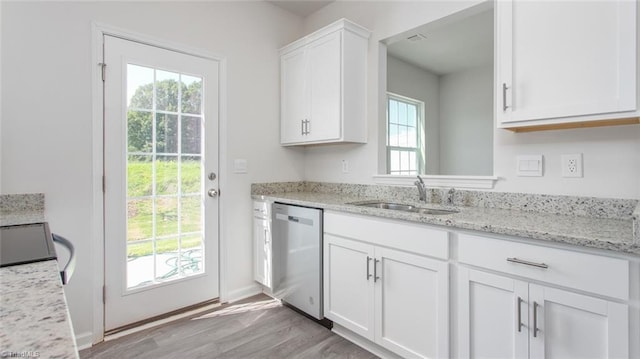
[372,174,499,189]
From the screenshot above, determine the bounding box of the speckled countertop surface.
[0,193,46,227]
[0,193,79,358]
[253,190,639,256]
[0,261,78,359]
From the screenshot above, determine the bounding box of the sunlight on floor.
[192,299,282,320]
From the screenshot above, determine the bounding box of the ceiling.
[267,0,334,17]
[387,8,493,76]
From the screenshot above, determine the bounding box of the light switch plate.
[516,155,543,177]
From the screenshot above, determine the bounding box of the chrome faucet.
[447,188,456,205]
[415,175,427,202]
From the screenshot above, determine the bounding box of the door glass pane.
[127,241,154,288]
[181,116,202,154]
[127,111,153,153]
[180,196,202,233]
[181,75,202,115]
[156,114,178,153]
[156,70,180,112]
[126,64,206,290]
[181,156,201,194]
[127,198,153,241]
[127,65,154,110]
[155,237,179,280]
[156,197,178,237]
[181,235,203,276]
[128,155,152,197]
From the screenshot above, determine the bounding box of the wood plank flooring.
[81,294,377,359]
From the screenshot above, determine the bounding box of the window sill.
[372,174,498,189]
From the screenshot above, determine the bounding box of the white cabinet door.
[280,48,307,144]
[497,0,637,126]
[253,216,271,288]
[529,285,629,359]
[375,247,449,359]
[324,234,375,340]
[458,268,529,359]
[307,31,342,142]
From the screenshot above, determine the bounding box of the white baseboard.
[332,324,402,359]
[74,331,94,351]
[225,283,262,303]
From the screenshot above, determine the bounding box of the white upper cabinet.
[280,19,370,145]
[496,0,639,130]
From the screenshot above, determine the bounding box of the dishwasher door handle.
[52,233,76,285]
[288,216,299,223]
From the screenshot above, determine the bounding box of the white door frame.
[90,22,228,345]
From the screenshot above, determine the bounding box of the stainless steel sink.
[354,202,415,211]
[349,201,459,215]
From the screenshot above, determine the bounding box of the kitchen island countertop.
[0,193,79,359]
[0,260,79,359]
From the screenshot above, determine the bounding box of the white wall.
[303,1,640,199]
[387,56,440,174]
[1,1,305,345]
[439,65,493,175]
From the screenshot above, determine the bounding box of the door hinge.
[102,175,106,193]
[102,285,106,304]
[99,62,106,82]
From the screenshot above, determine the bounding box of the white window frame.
[386,92,425,175]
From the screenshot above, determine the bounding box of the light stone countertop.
[253,191,639,256]
[0,193,79,358]
[0,210,46,227]
[0,261,79,359]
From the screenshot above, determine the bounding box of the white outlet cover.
[562,154,583,178]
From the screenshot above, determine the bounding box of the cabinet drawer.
[324,211,449,259]
[458,234,629,300]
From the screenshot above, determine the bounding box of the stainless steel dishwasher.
[272,202,323,320]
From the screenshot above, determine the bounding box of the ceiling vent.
[407,34,427,42]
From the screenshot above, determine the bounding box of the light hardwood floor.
[81,294,377,359]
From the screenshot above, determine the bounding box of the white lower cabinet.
[457,230,632,359]
[320,212,636,358]
[253,200,272,289]
[458,267,629,359]
[323,214,449,359]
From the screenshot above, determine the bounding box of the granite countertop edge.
[254,192,639,256]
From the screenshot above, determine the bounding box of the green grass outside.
[127,235,202,258]
[126,159,204,257]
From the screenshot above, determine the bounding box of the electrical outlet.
[341,160,349,173]
[562,154,583,178]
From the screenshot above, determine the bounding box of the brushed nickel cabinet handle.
[301,119,304,135]
[533,301,539,338]
[517,296,523,332]
[507,257,548,269]
[366,256,372,280]
[373,258,378,282]
[502,83,509,111]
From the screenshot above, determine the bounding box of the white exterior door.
[529,284,629,359]
[458,268,529,359]
[323,234,375,340]
[497,0,636,124]
[375,247,449,359]
[103,35,220,331]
